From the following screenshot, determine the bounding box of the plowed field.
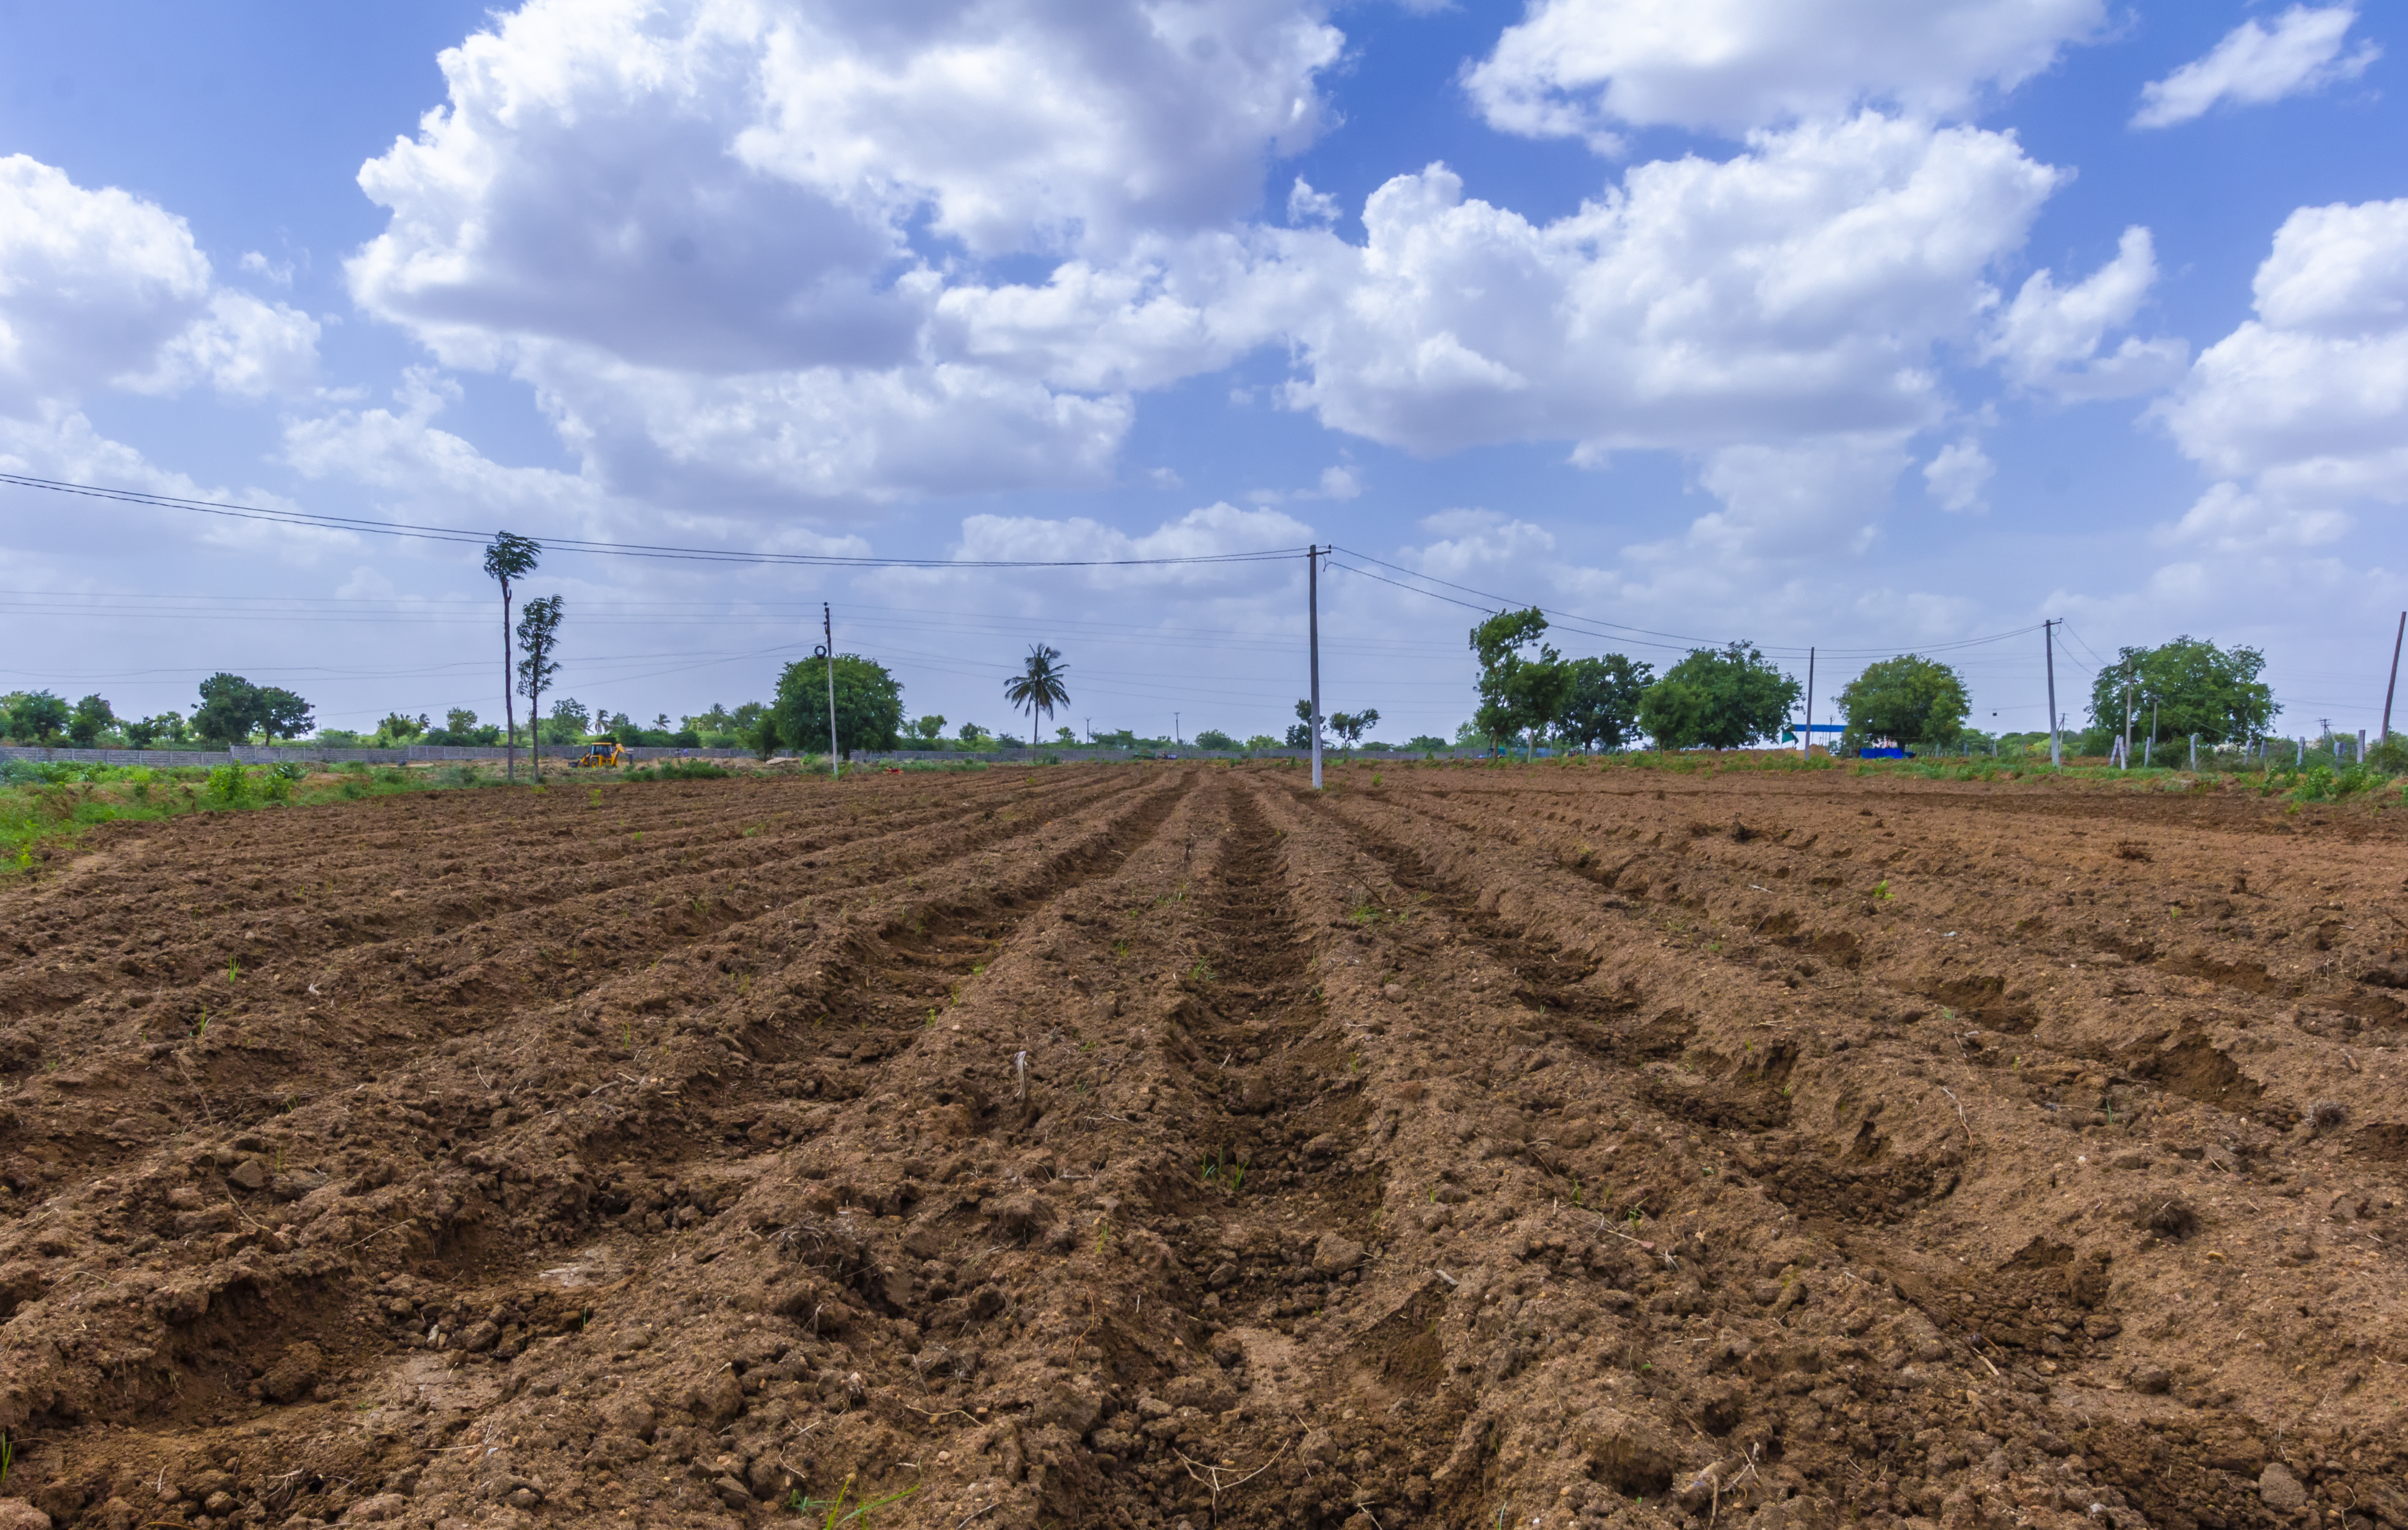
[2,761,2404,1530]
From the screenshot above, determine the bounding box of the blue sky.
[2,0,2403,745]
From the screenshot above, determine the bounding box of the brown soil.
[2,761,2404,1530]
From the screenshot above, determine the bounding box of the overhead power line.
[0,471,1305,569]
[1324,547,2047,660]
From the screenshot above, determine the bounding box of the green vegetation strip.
[0,756,792,875]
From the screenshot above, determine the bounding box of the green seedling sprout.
[228,957,240,984]
[1873,880,1893,900]
[192,1007,209,1040]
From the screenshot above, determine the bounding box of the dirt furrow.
[2,760,2402,1530]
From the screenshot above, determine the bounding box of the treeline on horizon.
[2,628,2390,766]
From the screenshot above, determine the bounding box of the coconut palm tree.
[1004,644,1071,746]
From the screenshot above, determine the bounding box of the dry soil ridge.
[0,762,2400,1530]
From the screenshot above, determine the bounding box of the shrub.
[203,766,252,806]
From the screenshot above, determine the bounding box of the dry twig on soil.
[1176,1434,1295,1525]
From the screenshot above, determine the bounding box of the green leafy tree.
[1838,655,1970,752]
[483,531,542,777]
[119,710,185,748]
[1406,733,1449,752]
[1193,728,1237,750]
[2085,636,2277,747]
[515,593,565,779]
[746,710,781,759]
[1557,655,1653,751]
[958,721,990,745]
[9,690,71,744]
[911,713,948,743]
[775,653,903,759]
[1656,642,1799,749]
[1637,678,1710,756]
[193,673,267,745]
[1286,699,1315,750]
[1053,725,1078,745]
[1004,644,1071,746]
[378,711,428,744]
[67,694,116,747]
[258,687,313,741]
[1328,707,1380,758]
[424,710,502,746]
[1470,608,1572,759]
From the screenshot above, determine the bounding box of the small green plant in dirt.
[1872,879,1893,900]
[1188,960,1216,985]
[1111,940,1129,960]
[1201,1151,1248,1195]
[2,1427,13,1489]
[1094,1218,1113,1256]
[192,1007,210,1041]
[203,764,252,806]
[227,957,240,985]
[789,1475,918,1525]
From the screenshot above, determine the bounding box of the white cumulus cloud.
[0,154,320,412]
[1923,436,1994,513]
[1466,0,2105,143]
[343,0,1342,508]
[1982,225,2187,398]
[2159,199,2408,550]
[1272,115,2062,463]
[2133,5,2377,130]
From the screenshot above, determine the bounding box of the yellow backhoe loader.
[572,742,631,770]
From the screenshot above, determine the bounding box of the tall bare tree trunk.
[502,580,517,784]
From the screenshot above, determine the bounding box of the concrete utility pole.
[2384,612,2404,743]
[1308,545,1323,790]
[2044,620,2061,767]
[1802,646,1815,757]
[2121,667,2135,772]
[820,604,840,780]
